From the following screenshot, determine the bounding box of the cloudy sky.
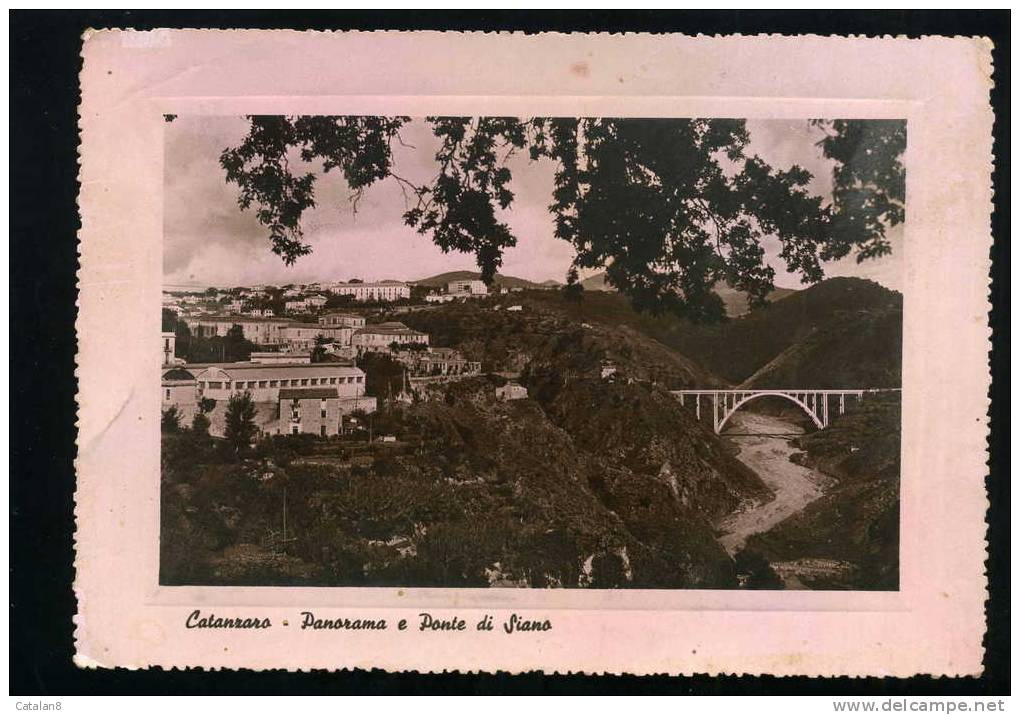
[163,117,903,291]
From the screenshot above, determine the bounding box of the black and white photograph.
[160,115,904,591]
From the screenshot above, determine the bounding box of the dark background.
[10,10,1009,695]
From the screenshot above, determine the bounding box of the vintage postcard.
[75,31,993,675]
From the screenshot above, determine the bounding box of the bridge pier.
[671,387,899,435]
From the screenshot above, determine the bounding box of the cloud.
[164,116,902,291]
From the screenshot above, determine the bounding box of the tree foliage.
[222,116,904,322]
[224,391,258,455]
[161,406,182,433]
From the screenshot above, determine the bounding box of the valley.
[160,276,902,591]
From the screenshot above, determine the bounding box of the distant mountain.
[579,272,614,292]
[668,277,903,387]
[413,271,556,290]
[578,271,797,317]
[713,282,798,318]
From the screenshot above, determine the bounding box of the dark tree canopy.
[224,392,258,454]
[221,116,905,322]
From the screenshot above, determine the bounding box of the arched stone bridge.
[670,388,901,434]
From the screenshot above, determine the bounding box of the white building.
[351,322,429,355]
[284,294,328,313]
[318,312,366,329]
[161,331,176,366]
[447,279,488,296]
[280,323,328,351]
[425,294,455,304]
[331,281,411,302]
[183,315,292,345]
[191,362,367,404]
[496,382,528,401]
[250,351,312,365]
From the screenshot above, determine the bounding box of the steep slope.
[743,395,901,590]
[666,278,902,385]
[713,283,798,319]
[398,299,771,520]
[161,381,744,588]
[579,271,797,318]
[398,298,722,388]
[741,307,902,389]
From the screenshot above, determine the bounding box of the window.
[310,378,318,385]
[301,379,309,386]
[357,376,363,383]
[290,379,299,386]
[320,426,326,437]
[164,388,171,400]
[209,381,222,389]
[259,381,267,388]
[291,425,299,435]
[320,410,326,419]
[269,380,278,387]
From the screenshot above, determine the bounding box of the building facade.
[331,282,411,302]
[191,362,367,403]
[447,279,488,296]
[284,295,328,313]
[183,316,292,345]
[161,331,176,365]
[318,312,367,329]
[496,382,528,401]
[351,322,429,355]
[400,347,481,377]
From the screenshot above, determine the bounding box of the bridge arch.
[717,391,824,433]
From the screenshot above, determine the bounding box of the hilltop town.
[161,277,539,439]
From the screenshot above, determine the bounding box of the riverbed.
[716,411,832,556]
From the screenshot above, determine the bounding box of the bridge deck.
[670,388,901,394]
[669,388,901,434]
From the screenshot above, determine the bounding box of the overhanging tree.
[219,116,904,322]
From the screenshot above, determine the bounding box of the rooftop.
[188,362,363,380]
[183,314,292,324]
[279,388,340,400]
[334,281,408,288]
[354,321,426,336]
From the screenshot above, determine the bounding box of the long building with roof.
[330,281,410,302]
[161,361,377,437]
[351,321,429,355]
[190,362,366,403]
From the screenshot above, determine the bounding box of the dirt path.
[716,411,832,555]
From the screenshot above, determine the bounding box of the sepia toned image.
[160,114,904,591]
[73,30,993,676]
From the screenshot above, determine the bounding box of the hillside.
[394,297,722,389]
[665,278,902,386]
[412,270,555,291]
[396,300,770,517]
[741,307,902,389]
[161,374,765,588]
[713,283,798,319]
[579,271,797,318]
[744,394,901,590]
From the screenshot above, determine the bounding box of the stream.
[715,411,832,557]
